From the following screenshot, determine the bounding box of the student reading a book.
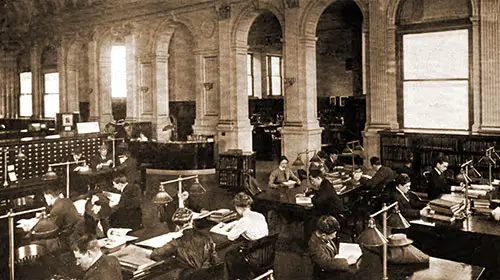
[150,208,221,279]
[109,173,142,230]
[90,143,114,171]
[226,192,269,241]
[309,215,358,280]
[72,234,123,280]
[427,156,451,200]
[391,174,432,220]
[268,156,301,188]
[71,194,112,243]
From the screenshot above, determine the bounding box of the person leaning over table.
[309,215,358,280]
[323,150,343,173]
[391,174,433,220]
[108,173,142,230]
[72,234,123,280]
[71,194,112,243]
[359,156,395,194]
[150,208,221,280]
[268,155,301,188]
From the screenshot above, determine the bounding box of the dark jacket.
[309,233,356,280]
[310,179,344,217]
[49,197,82,241]
[115,156,138,184]
[360,166,395,194]
[427,168,450,200]
[324,158,342,173]
[109,183,142,230]
[392,190,421,220]
[90,153,113,171]
[84,255,123,280]
[150,228,221,270]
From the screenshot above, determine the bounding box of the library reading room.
[0,0,499,279]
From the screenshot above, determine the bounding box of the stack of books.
[426,199,466,222]
[207,209,238,223]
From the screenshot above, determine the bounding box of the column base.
[193,118,218,136]
[281,125,323,167]
[362,123,393,167]
[216,120,253,153]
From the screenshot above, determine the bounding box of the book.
[425,213,456,223]
[295,195,312,206]
[103,191,121,208]
[209,220,239,236]
[135,231,183,249]
[429,198,460,209]
[335,243,363,265]
[110,244,158,272]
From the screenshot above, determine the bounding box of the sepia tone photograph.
[0,0,497,279]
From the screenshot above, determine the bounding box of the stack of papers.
[209,221,239,236]
[295,195,312,206]
[98,228,137,251]
[135,231,183,249]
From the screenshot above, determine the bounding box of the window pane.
[403,30,468,80]
[270,56,280,75]
[20,72,32,94]
[20,95,32,117]
[271,77,281,96]
[403,80,468,130]
[111,45,127,98]
[247,54,253,73]
[44,73,59,94]
[248,76,253,96]
[44,93,59,118]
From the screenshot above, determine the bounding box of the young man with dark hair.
[150,208,221,279]
[324,150,342,172]
[427,156,450,199]
[359,156,395,194]
[309,216,357,280]
[109,173,142,230]
[392,174,432,219]
[72,234,122,280]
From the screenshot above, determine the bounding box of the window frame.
[247,53,255,97]
[266,55,283,97]
[42,71,60,118]
[19,71,33,117]
[111,44,128,99]
[396,20,472,132]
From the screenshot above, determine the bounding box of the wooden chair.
[238,234,279,279]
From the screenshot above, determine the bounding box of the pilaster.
[87,40,100,122]
[1,52,19,118]
[154,53,172,142]
[31,44,43,118]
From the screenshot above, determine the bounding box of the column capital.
[215,2,231,21]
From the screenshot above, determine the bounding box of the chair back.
[240,234,279,272]
[252,269,275,280]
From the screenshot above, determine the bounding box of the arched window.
[19,72,32,117]
[111,45,127,98]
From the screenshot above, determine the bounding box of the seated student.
[226,192,269,241]
[72,234,123,280]
[150,208,221,280]
[427,156,451,200]
[268,156,301,188]
[41,188,83,252]
[359,156,395,194]
[323,150,342,172]
[108,173,142,230]
[90,143,113,171]
[392,174,432,220]
[114,145,138,185]
[71,195,112,243]
[69,147,90,195]
[309,216,357,280]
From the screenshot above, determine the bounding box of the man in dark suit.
[109,173,142,230]
[359,156,395,195]
[427,156,450,200]
[392,174,431,220]
[115,148,138,185]
[323,150,343,173]
[309,216,357,280]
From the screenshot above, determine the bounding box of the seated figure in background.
[150,208,221,280]
[90,143,113,171]
[359,156,395,195]
[309,216,358,280]
[268,156,301,188]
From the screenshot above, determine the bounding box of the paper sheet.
[335,242,363,265]
[73,199,87,216]
[135,231,183,249]
[110,244,156,271]
[103,191,121,208]
[17,218,39,232]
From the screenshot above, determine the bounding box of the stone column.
[1,51,19,118]
[66,56,80,113]
[125,34,138,121]
[87,40,100,122]
[192,49,219,136]
[479,0,500,132]
[58,38,69,112]
[281,6,322,164]
[31,44,43,118]
[98,42,113,128]
[471,16,480,132]
[215,17,253,152]
[363,0,397,161]
[154,53,172,141]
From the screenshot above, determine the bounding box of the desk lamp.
[342,140,364,171]
[478,146,500,186]
[2,148,26,187]
[292,149,317,183]
[0,206,49,280]
[44,159,87,198]
[154,175,206,208]
[358,202,410,280]
[106,137,125,167]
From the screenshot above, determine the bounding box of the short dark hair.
[279,156,289,163]
[329,149,339,156]
[73,147,82,155]
[113,173,128,184]
[370,157,381,166]
[233,192,253,208]
[72,234,100,254]
[317,151,328,160]
[433,156,447,167]
[396,173,411,186]
[317,216,340,235]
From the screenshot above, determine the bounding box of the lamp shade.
[188,178,206,194]
[387,208,411,229]
[352,144,365,158]
[43,167,58,180]
[357,218,387,247]
[292,156,305,167]
[153,185,174,204]
[310,153,322,163]
[341,147,353,155]
[31,211,58,239]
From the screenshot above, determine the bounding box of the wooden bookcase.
[218,151,256,189]
[379,130,500,189]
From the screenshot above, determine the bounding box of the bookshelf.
[218,151,256,189]
[379,130,500,190]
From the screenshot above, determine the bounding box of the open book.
[98,228,137,251]
[110,244,158,273]
[135,231,183,249]
[209,220,239,236]
[334,242,363,265]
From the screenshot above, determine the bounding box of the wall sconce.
[284,77,296,87]
[140,86,149,93]
[203,82,214,91]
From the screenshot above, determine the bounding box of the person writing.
[150,208,221,279]
[226,192,269,241]
[72,234,123,280]
[359,156,395,194]
[268,156,301,188]
[90,143,113,171]
[392,174,432,220]
[309,216,358,280]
